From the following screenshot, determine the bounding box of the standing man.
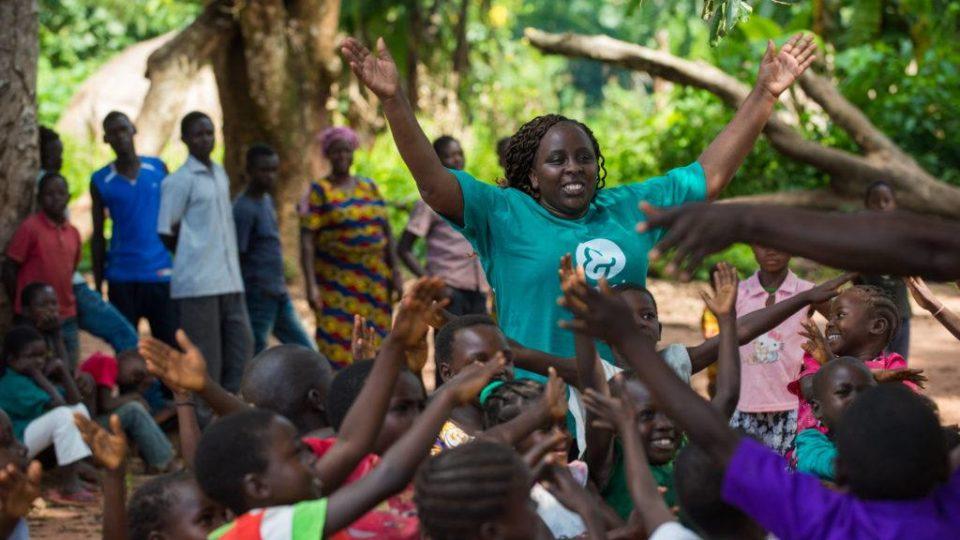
[398,135,490,316]
[157,111,253,392]
[91,111,178,346]
[233,143,314,354]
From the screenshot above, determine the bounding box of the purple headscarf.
[318,126,360,155]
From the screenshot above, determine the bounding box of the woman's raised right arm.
[341,37,464,225]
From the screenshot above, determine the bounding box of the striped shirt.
[209,499,327,540]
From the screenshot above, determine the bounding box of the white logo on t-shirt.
[575,239,626,281]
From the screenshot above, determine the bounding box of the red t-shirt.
[5,213,81,318]
[303,437,419,539]
[79,352,119,390]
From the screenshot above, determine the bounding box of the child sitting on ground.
[0,326,94,504]
[16,282,71,369]
[563,277,960,540]
[0,409,42,539]
[794,357,876,482]
[79,349,175,472]
[195,357,504,539]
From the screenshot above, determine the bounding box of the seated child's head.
[325,359,426,454]
[436,315,513,385]
[127,470,228,540]
[675,441,765,540]
[481,379,570,465]
[809,357,876,432]
[611,285,661,343]
[865,180,897,212]
[239,345,333,435]
[621,375,680,465]
[834,384,948,500]
[414,441,538,540]
[0,410,29,472]
[194,409,322,515]
[21,282,60,332]
[750,244,791,276]
[117,350,153,394]
[2,326,48,376]
[825,285,899,359]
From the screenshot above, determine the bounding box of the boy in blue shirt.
[91,111,178,346]
[233,144,313,353]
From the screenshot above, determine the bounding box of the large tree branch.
[524,28,960,219]
[135,0,236,155]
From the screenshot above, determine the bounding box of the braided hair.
[481,379,544,429]
[845,285,901,347]
[503,114,607,198]
[414,441,531,540]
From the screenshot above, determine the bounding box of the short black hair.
[127,470,194,540]
[414,441,530,540]
[481,379,544,429]
[864,180,895,203]
[325,359,423,431]
[434,315,498,371]
[239,345,333,433]
[180,111,212,138]
[836,384,948,499]
[194,409,277,514]
[38,125,59,148]
[245,142,277,171]
[102,110,130,131]
[811,356,873,400]
[675,440,764,539]
[20,281,54,309]
[432,135,459,156]
[1,326,45,372]
[612,283,658,314]
[37,172,67,197]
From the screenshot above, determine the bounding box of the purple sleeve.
[722,438,848,540]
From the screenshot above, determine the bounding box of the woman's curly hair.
[502,114,607,199]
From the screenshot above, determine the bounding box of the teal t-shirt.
[451,162,707,364]
[794,428,837,481]
[0,370,54,440]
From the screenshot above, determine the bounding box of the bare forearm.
[510,341,579,386]
[33,374,67,407]
[619,421,674,533]
[698,88,776,199]
[198,377,248,417]
[930,308,960,342]
[101,465,127,540]
[397,231,426,277]
[299,233,318,292]
[478,401,550,447]
[2,260,19,301]
[176,396,201,468]
[712,313,741,419]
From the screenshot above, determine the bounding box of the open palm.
[757,34,816,98]
[341,37,400,100]
[139,330,207,393]
[75,413,128,471]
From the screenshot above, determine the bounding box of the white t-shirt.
[649,521,702,540]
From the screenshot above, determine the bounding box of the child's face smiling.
[373,371,425,455]
[623,379,679,465]
[618,290,662,343]
[813,363,876,431]
[161,479,229,540]
[8,340,48,375]
[255,416,322,507]
[826,291,886,358]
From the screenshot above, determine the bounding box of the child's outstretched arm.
[316,277,448,494]
[687,273,853,373]
[477,367,567,446]
[0,461,42,539]
[560,280,741,467]
[323,356,505,534]
[75,413,128,540]
[583,387,674,537]
[907,276,960,341]
[174,389,201,467]
[701,263,741,418]
[139,331,247,417]
[340,38,463,224]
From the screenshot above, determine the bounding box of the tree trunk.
[524,28,960,219]
[0,0,39,330]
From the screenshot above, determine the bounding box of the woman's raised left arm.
[698,34,816,199]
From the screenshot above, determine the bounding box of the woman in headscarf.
[300,127,402,368]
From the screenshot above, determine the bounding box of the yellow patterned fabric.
[300,177,391,368]
[430,420,473,456]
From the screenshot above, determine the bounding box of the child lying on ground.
[0,325,94,504]
[0,409,42,539]
[563,276,960,540]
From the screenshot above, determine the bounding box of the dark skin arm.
[396,230,426,278]
[174,390,201,468]
[642,203,960,281]
[159,229,177,253]
[476,367,567,447]
[702,263,741,418]
[323,357,505,535]
[561,280,741,468]
[95,387,147,414]
[0,461,42,538]
[906,277,960,342]
[28,367,67,408]
[300,229,322,311]
[74,414,127,540]
[91,183,107,293]
[2,260,19,304]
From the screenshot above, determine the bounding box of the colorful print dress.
[301,177,391,368]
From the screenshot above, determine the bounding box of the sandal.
[44,487,98,506]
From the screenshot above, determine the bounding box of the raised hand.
[0,461,42,519]
[874,368,928,389]
[444,354,506,405]
[391,276,449,347]
[340,37,400,100]
[74,413,127,471]
[583,383,636,434]
[700,262,738,317]
[543,367,568,423]
[806,273,856,305]
[351,315,378,362]
[523,427,568,472]
[558,254,577,286]
[139,330,207,393]
[756,34,817,98]
[559,276,637,345]
[800,320,833,365]
[640,202,741,280]
[905,277,943,314]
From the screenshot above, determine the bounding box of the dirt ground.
[27,278,960,538]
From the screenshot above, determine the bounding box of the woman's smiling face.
[528,122,599,218]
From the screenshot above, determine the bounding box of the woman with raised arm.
[341,35,816,364]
